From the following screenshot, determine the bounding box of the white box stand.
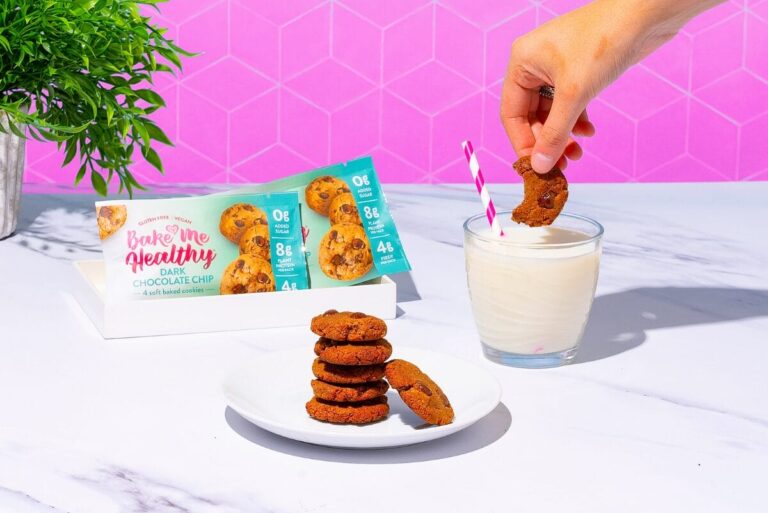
[71,260,397,339]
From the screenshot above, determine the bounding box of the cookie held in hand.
[511,155,568,227]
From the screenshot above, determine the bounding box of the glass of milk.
[463,212,603,368]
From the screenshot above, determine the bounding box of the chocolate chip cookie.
[318,224,373,281]
[96,204,127,240]
[220,254,275,294]
[311,379,389,403]
[310,310,387,341]
[219,203,267,244]
[385,359,454,425]
[305,175,350,216]
[314,337,392,365]
[238,223,271,261]
[312,358,386,384]
[328,192,362,225]
[511,155,568,227]
[306,396,389,424]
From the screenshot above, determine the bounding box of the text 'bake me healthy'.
[124,224,216,273]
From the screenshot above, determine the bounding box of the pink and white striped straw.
[461,140,505,237]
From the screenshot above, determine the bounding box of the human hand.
[501,0,724,173]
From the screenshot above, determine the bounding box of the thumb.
[531,91,585,173]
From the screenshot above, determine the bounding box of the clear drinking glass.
[463,212,603,368]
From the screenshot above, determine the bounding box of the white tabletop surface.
[1,182,767,513]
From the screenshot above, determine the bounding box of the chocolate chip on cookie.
[328,192,362,225]
[220,254,275,294]
[305,396,389,424]
[310,310,387,341]
[311,379,389,403]
[385,359,454,425]
[96,204,127,240]
[314,337,392,365]
[318,224,373,281]
[305,176,351,216]
[220,203,268,243]
[511,155,568,227]
[238,223,271,261]
[312,358,386,384]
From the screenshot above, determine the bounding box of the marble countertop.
[1,183,767,513]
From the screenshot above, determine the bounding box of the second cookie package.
[95,156,411,301]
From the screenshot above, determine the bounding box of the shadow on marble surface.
[10,188,204,258]
[16,193,92,229]
[390,272,421,303]
[575,287,768,363]
[224,402,511,463]
[8,193,101,258]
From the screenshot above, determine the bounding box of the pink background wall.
[23,0,768,185]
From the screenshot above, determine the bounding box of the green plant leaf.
[131,119,151,149]
[105,103,114,126]
[0,0,194,196]
[124,169,148,190]
[134,88,165,106]
[74,162,88,186]
[7,121,26,139]
[90,169,108,196]
[144,121,172,145]
[62,139,79,166]
[142,146,163,173]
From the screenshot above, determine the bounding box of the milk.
[464,223,601,359]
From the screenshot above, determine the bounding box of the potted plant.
[0,0,191,239]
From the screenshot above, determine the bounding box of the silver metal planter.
[0,115,25,240]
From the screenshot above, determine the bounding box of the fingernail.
[531,152,554,173]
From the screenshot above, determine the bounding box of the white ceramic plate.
[223,347,502,449]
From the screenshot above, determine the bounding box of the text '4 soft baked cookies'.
[306,309,454,426]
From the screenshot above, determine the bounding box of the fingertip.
[531,152,556,174]
[572,121,596,137]
[565,142,583,161]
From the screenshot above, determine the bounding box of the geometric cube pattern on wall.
[23,0,768,186]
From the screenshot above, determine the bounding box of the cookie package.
[95,193,308,300]
[223,157,411,288]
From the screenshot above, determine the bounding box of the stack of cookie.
[306,310,393,424]
[218,203,276,294]
[306,310,455,426]
[304,176,374,282]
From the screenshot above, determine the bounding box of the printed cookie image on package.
[96,193,308,300]
[221,156,411,288]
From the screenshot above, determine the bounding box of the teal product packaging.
[95,193,308,300]
[224,157,411,288]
